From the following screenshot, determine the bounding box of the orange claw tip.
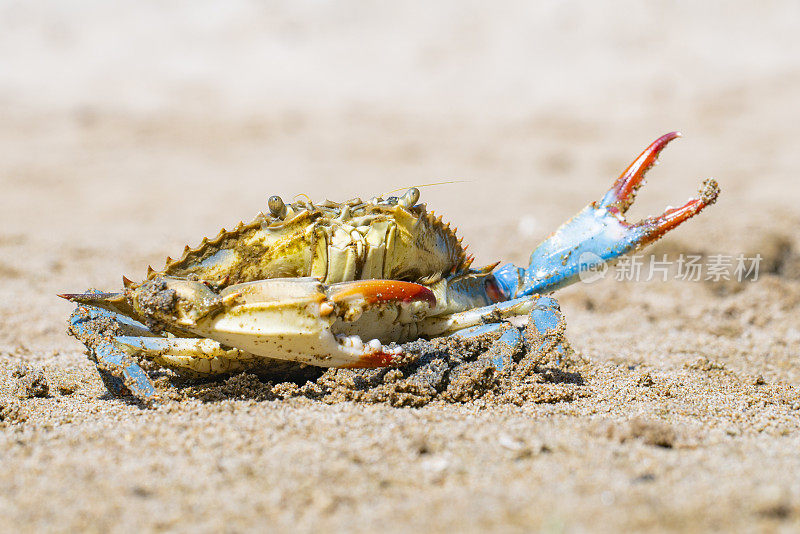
[638,178,720,245]
[601,131,683,211]
[328,280,437,308]
[343,350,403,368]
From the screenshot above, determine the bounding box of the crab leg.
[524,296,570,365]
[449,323,523,371]
[67,305,158,401]
[445,295,568,371]
[418,293,539,337]
[495,132,719,297]
[113,335,301,377]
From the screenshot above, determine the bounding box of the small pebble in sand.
[12,365,50,399]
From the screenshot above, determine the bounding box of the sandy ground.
[1,2,800,532]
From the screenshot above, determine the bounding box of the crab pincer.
[517,132,720,295]
[598,132,720,246]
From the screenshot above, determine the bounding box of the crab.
[61,132,718,402]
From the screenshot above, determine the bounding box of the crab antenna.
[381,180,468,198]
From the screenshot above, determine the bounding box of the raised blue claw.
[493,133,719,298]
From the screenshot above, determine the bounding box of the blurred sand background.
[1,1,799,531]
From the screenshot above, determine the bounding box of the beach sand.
[1,2,799,532]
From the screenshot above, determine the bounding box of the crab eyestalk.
[511,132,719,297]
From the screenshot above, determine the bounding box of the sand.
[1,2,799,532]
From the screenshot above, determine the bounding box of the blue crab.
[62,133,718,402]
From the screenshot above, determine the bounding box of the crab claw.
[114,277,437,368]
[596,132,720,246]
[514,132,720,296]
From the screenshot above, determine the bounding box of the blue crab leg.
[420,294,538,336]
[68,305,159,401]
[451,324,522,371]
[524,296,569,365]
[447,295,567,371]
[493,133,720,297]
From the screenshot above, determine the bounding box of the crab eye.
[268,195,287,218]
[399,187,420,208]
